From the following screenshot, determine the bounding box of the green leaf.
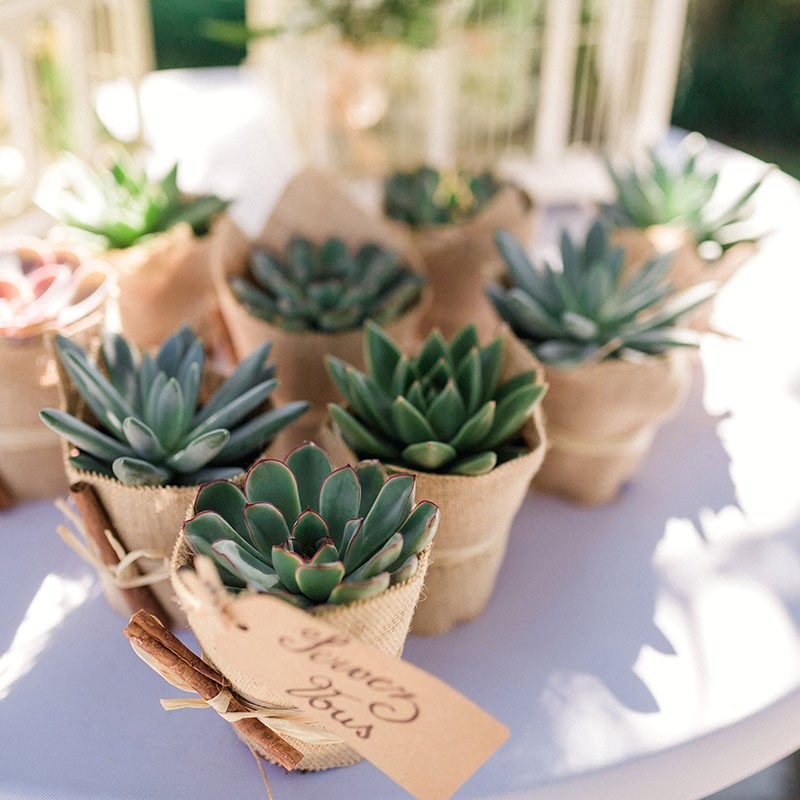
[216,400,309,463]
[210,539,279,592]
[39,408,133,463]
[295,562,346,602]
[449,400,496,451]
[364,321,403,388]
[416,330,449,374]
[394,500,439,565]
[483,383,545,450]
[449,451,498,476]
[67,453,115,478]
[122,417,165,462]
[271,545,304,593]
[426,380,467,441]
[389,554,419,585]
[319,466,361,549]
[328,404,398,460]
[348,533,403,581]
[291,509,330,553]
[286,442,333,512]
[194,480,248,536]
[328,572,390,604]
[185,379,277,441]
[454,348,482,416]
[246,459,301,527]
[495,371,538,402]
[448,324,479,365]
[345,368,395,439]
[351,474,415,569]
[478,338,503,404]
[152,378,186,450]
[325,356,351,399]
[355,461,386,519]
[391,395,437,444]
[243,502,291,557]
[111,456,170,486]
[167,429,229,474]
[401,441,457,471]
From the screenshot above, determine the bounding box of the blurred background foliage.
[146,0,800,178]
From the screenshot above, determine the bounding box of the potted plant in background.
[215,168,428,446]
[0,236,112,507]
[170,441,438,770]
[36,152,230,349]
[321,321,546,634]
[603,133,767,326]
[40,324,308,625]
[488,221,717,505]
[383,165,535,340]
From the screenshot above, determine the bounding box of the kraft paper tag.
[198,594,509,800]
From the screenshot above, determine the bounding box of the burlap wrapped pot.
[170,534,431,771]
[55,349,272,628]
[610,225,756,330]
[107,221,232,350]
[0,307,104,506]
[214,169,427,448]
[508,328,695,506]
[388,183,535,341]
[319,326,548,635]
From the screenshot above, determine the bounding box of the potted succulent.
[36,152,230,349]
[320,320,547,635]
[603,134,767,325]
[0,236,112,506]
[171,441,438,770]
[383,165,535,340]
[488,221,718,505]
[40,324,308,625]
[215,168,428,446]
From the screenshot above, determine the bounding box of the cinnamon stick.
[69,481,167,621]
[0,474,14,510]
[125,611,303,770]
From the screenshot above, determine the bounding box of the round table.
[2,68,800,800]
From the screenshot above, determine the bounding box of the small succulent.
[40,325,308,486]
[230,237,424,333]
[36,153,229,250]
[384,166,502,227]
[183,442,439,607]
[326,322,544,476]
[0,238,111,338]
[603,136,767,258]
[488,222,718,367]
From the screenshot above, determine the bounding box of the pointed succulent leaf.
[495,371,538,402]
[122,416,165,462]
[328,573,390,605]
[355,461,386,519]
[325,356,351,399]
[40,409,134,463]
[449,400,496,451]
[482,383,544,450]
[347,533,403,582]
[216,400,309,463]
[401,440,457,471]
[166,429,229,474]
[210,539,279,592]
[449,451,498,476]
[395,500,439,565]
[391,395,437,444]
[328,404,398,459]
[111,456,170,486]
[319,465,361,549]
[311,541,340,564]
[447,324,479,366]
[478,338,503,404]
[185,379,277,441]
[67,453,115,478]
[416,330,449,374]
[194,480,248,536]
[364,320,403,388]
[389,554,419,585]
[454,348,482,416]
[426,379,467,441]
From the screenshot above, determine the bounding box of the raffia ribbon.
[546,423,655,458]
[56,498,171,589]
[130,641,342,746]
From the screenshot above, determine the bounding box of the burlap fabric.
[107,221,232,350]
[0,308,104,505]
[55,348,263,628]
[610,225,756,329]
[388,184,535,341]
[214,169,427,449]
[171,535,431,771]
[319,326,547,635]
[511,331,695,506]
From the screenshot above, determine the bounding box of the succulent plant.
[36,153,229,250]
[488,222,718,367]
[384,166,502,227]
[230,236,424,333]
[40,325,308,486]
[326,322,544,476]
[0,238,111,338]
[603,136,767,258]
[183,442,439,607]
